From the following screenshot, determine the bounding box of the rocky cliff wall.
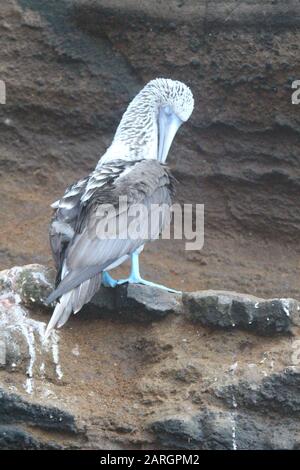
[0,1,300,297]
[1,264,300,449]
[0,2,300,450]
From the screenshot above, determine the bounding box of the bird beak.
[158,108,183,163]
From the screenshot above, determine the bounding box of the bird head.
[146,78,194,163]
[102,78,194,165]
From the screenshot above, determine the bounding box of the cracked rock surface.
[1,0,300,451]
[1,0,300,298]
[0,264,300,449]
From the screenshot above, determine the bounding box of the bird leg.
[102,251,181,293]
[102,271,118,288]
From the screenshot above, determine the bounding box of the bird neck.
[97,89,159,167]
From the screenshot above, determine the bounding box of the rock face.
[1,0,300,298]
[1,264,300,449]
[183,291,300,335]
[149,408,300,450]
[87,284,182,321]
[1,0,300,451]
[216,368,300,418]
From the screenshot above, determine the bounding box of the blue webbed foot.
[116,275,181,293]
[102,251,181,294]
[102,271,118,288]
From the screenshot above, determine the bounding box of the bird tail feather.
[44,274,102,339]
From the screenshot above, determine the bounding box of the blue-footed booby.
[45,78,194,337]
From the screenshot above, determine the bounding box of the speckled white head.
[99,78,194,165]
[146,78,194,122]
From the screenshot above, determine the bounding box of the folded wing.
[45,159,175,333]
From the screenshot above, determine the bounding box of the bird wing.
[49,177,89,281]
[49,160,132,284]
[47,159,175,303]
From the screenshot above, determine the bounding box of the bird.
[45,78,194,337]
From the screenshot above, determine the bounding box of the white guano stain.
[231,394,238,451]
[0,288,63,394]
[280,299,290,317]
[51,330,63,380]
[229,360,238,451]
[72,344,80,357]
[19,322,35,394]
